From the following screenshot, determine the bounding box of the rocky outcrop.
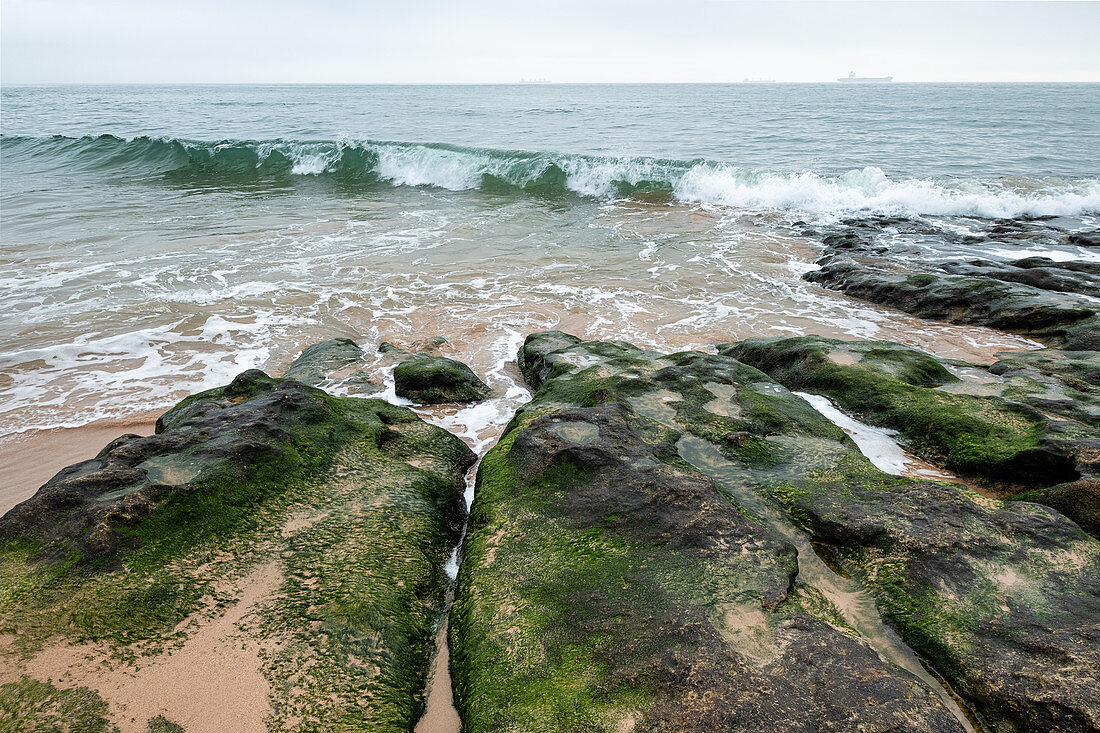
[284,337,365,384]
[805,259,1099,347]
[452,332,970,732]
[0,369,475,730]
[939,257,1100,297]
[453,331,1100,732]
[774,467,1100,733]
[394,356,491,404]
[723,335,1100,728]
[721,336,1085,487]
[801,218,1100,350]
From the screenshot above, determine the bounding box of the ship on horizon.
[837,71,893,83]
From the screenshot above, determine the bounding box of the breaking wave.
[4,134,1099,219]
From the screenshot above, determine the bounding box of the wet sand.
[0,419,157,515]
[0,560,279,733]
[414,614,461,733]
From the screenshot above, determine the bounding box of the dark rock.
[779,473,1100,733]
[394,356,491,404]
[938,259,1100,297]
[283,337,366,386]
[1038,478,1100,537]
[805,259,1097,341]
[721,336,1087,488]
[1068,231,1100,247]
[0,369,475,729]
[1012,257,1100,275]
[378,341,409,355]
[453,333,971,731]
[990,350,1100,427]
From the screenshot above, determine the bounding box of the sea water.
[1,83,1098,436]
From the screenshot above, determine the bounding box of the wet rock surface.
[802,219,1100,350]
[722,334,1100,731]
[283,337,365,384]
[452,332,970,732]
[394,355,492,404]
[0,369,475,730]
[724,336,1100,537]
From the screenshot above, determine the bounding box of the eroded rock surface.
[451,332,970,732]
[394,355,491,404]
[0,370,475,731]
[719,334,1100,732]
[801,218,1100,350]
[724,336,1100,538]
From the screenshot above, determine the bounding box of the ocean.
[1,83,1098,438]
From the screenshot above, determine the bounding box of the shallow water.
[2,83,1098,438]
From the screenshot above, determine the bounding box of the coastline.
[0,418,158,516]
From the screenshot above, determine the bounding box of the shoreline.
[0,418,158,516]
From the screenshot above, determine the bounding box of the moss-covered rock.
[394,356,491,404]
[721,336,1085,488]
[0,370,475,731]
[772,468,1100,733]
[284,337,366,386]
[990,349,1100,428]
[451,332,968,732]
[804,258,1099,348]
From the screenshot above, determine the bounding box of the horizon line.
[3,79,1099,87]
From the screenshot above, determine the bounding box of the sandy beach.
[0,419,157,516]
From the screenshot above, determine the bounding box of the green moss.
[147,715,184,733]
[0,376,473,731]
[723,336,1074,487]
[0,677,117,733]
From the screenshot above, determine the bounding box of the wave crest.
[3,134,1098,218]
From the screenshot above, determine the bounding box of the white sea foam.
[795,391,958,481]
[675,165,1100,219]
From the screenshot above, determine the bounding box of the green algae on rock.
[451,331,969,732]
[721,336,1087,488]
[769,466,1100,733]
[803,255,1100,350]
[284,337,367,386]
[717,334,1100,730]
[0,370,475,731]
[394,356,491,404]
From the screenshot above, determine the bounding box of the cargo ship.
[837,71,893,83]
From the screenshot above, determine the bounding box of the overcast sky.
[2,1,1098,84]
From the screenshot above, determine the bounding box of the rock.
[804,259,1097,342]
[394,356,491,404]
[938,258,1100,297]
[284,337,366,386]
[378,341,409,355]
[1039,478,1100,537]
[803,218,1100,349]
[508,332,1100,731]
[989,349,1100,428]
[776,469,1100,733]
[0,369,475,730]
[721,336,1084,488]
[452,332,970,732]
[1068,231,1100,247]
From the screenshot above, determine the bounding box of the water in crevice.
[676,435,983,733]
[793,391,963,483]
[403,330,533,732]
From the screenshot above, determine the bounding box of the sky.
[2,0,1098,84]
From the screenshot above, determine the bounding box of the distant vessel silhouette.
[837,71,893,83]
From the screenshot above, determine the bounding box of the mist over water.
[1,83,1098,436]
